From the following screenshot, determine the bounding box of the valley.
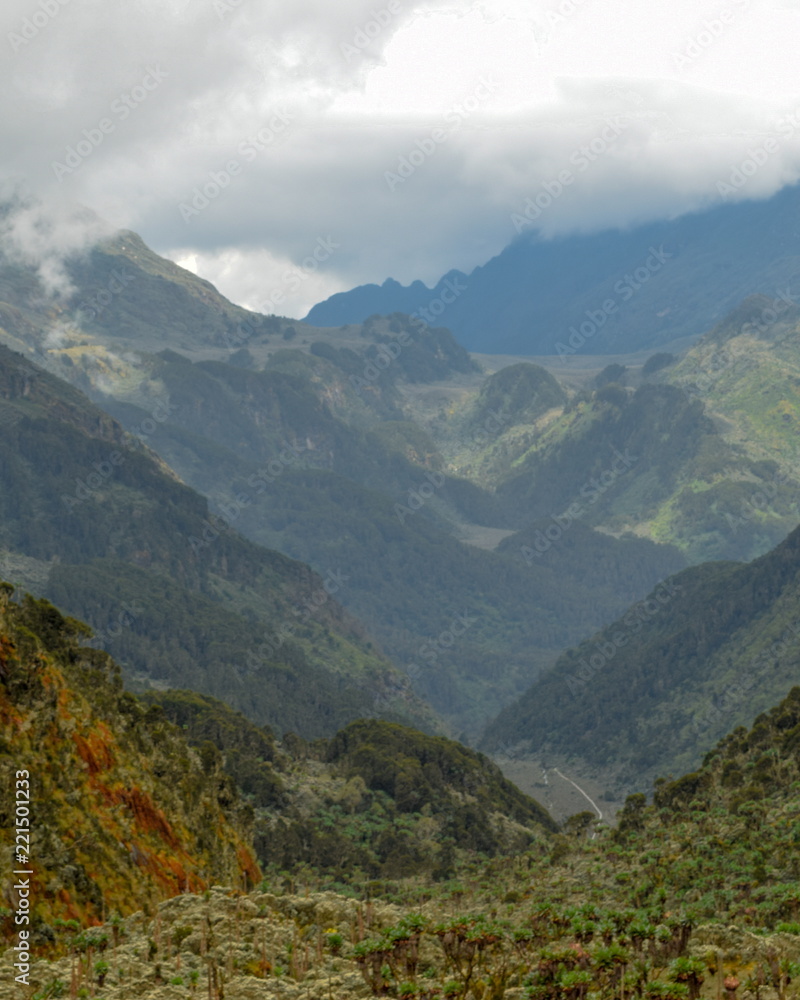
[4,6,800,999]
[1,199,800,1000]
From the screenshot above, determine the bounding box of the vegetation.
[88,348,684,736]
[493,380,799,562]
[483,520,800,787]
[143,693,556,880]
[0,342,432,738]
[0,584,259,936]
[7,682,800,1000]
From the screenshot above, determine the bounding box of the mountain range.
[1,210,799,790]
[3,197,800,998]
[5,593,800,996]
[0,226,688,739]
[305,182,800,356]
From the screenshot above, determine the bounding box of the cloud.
[2,0,800,316]
[0,192,113,297]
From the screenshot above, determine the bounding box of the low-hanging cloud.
[0,191,113,297]
[3,0,800,316]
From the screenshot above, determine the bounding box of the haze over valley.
[2,3,800,998]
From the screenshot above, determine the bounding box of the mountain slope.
[90,350,684,737]
[482,520,800,789]
[664,293,800,477]
[493,378,800,563]
[306,183,800,355]
[10,686,800,999]
[142,690,557,881]
[0,585,260,935]
[0,223,693,736]
[0,343,431,738]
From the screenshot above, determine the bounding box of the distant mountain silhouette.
[306,184,800,355]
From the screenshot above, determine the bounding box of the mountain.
[0,586,260,935]
[0,582,557,942]
[93,345,683,737]
[0,224,687,739]
[0,342,433,738]
[493,378,800,564]
[305,183,800,355]
[142,689,557,882]
[10,683,800,999]
[663,293,800,484]
[482,519,800,791]
[418,320,799,567]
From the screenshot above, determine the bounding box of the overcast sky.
[2,0,800,317]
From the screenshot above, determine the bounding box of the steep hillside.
[664,294,800,480]
[110,372,683,737]
[8,688,800,1000]
[0,343,431,738]
[0,585,260,937]
[142,691,557,882]
[482,521,800,790]
[482,373,799,565]
[0,227,267,360]
[306,182,800,355]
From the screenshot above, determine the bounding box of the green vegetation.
[483,521,800,787]
[0,342,431,738]
[8,683,800,1000]
[82,344,684,736]
[493,380,799,562]
[0,585,259,936]
[468,363,567,432]
[144,693,555,881]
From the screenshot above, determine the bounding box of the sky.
[2,0,800,317]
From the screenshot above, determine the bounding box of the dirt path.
[552,767,604,822]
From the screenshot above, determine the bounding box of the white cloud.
[2,0,800,316]
[170,244,344,317]
[0,193,113,297]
